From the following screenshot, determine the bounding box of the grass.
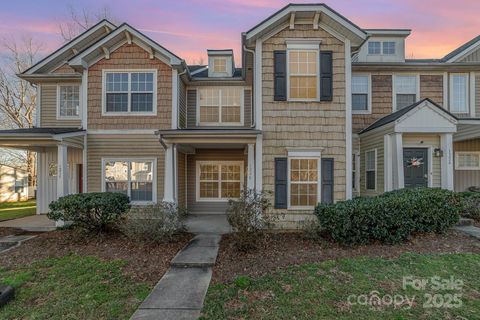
[0,199,36,221]
[201,253,480,319]
[0,255,151,320]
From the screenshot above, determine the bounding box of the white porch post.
[441,133,454,190]
[384,134,393,192]
[394,133,404,189]
[247,143,255,190]
[56,144,69,227]
[163,144,175,202]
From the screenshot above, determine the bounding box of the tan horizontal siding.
[86,134,164,200]
[40,85,81,128]
[177,152,186,208]
[454,138,480,191]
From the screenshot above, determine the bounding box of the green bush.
[458,191,480,221]
[314,188,461,245]
[119,202,187,243]
[47,192,131,232]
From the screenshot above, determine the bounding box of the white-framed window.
[382,41,396,55]
[455,152,480,170]
[287,49,319,101]
[368,41,381,55]
[450,73,469,113]
[365,149,377,191]
[197,87,243,125]
[394,75,417,110]
[196,161,244,201]
[212,58,227,73]
[288,158,320,209]
[57,85,80,119]
[102,158,156,204]
[352,74,371,113]
[103,70,157,115]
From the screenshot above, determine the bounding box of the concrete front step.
[456,218,474,227]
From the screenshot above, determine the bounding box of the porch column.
[163,143,175,202]
[441,133,454,190]
[247,143,255,190]
[56,144,68,227]
[384,134,393,192]
[394,133,404,189]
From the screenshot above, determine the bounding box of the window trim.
[351,73,372,114]
[449,73,470,114]
[56,83,81,120]
[392,73,420,112]
[101,157,157,204]
[455,151,480,170]
[196,87,245,126]
[287,155,322,210]
[365,149,377,191]
[101,69,158,116]
[286,42,321,102]
[195,160,244,202]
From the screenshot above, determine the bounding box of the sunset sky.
[1,0,480,65]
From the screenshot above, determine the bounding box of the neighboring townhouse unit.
[1,4,479,228]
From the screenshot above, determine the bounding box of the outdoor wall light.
[433,148,443,157]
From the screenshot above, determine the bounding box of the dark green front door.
[403,148,428,188]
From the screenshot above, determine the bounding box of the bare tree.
[58,4,115,42]
[0,36,42,185]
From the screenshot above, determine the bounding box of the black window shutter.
[274,158,288,208]
[274,51,287,101]
[320,51,333,101]
[321,158,334,204]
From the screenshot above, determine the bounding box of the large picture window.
[289,158,319,208]
[197,161,243,201]
[104,159,155,203]
[365,150,376,190]
[394,75,417,110]
[58,85,80,118]
[198,87,242,125]
[104,71,156,114]
[288,50,318,100]
[450,74,469,113]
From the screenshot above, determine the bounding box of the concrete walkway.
[185,214,232,234]
[0,215,56,232]
[454,225,480,240]
[131,233,221,320]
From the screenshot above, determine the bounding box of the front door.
[403,148,428,188]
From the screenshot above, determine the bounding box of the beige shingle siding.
[261,25,346,218]
[352,75,392,133]
[360,133,384,196]
[87,43,172,130]
[403,134,441,188]
[86,134,164,200]
[420,75,443,106]
[454,138,480,191]
[40,85,82,128]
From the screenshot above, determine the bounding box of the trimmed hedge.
[48,192,131,232]
[458,191,480,221]
[314,188,461,245]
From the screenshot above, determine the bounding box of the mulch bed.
[212,230,480,284]
[0,228,191,285]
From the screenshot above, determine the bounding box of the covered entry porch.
[157,129,261,214]
[0,128,85,216]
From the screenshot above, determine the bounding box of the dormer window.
[368,41,381,55]
[383,42,396,55]
[207,50,234,77]
[213,58,227,73]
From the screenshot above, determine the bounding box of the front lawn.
[0,199,36,221]
[0,255,150,319]
[202,253,480,319]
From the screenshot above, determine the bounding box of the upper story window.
[288,50,318,100]
[394,75,417,110]
[198,87,243,125]
[450,73,469,113]
[57,85,80,119]
[352,74,370,113]
[368,41,381,55]
[212,58,227,73]
[103,70,157,115]
[382,42,396,55]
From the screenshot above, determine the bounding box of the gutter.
[154,131,168,149]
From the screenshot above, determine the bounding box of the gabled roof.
[244,3,367,46]
[442,35,480,62]
[21,19,116,75]
[68,23,183,69]
[359,98,457,134]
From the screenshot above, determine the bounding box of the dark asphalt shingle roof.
[359,98,457,134]
[442,35,480,62]
[187,65,207,73]
[0,128,84,135]
[191,67,243,78]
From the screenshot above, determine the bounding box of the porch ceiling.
[0,128,85,150]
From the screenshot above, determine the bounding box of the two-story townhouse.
[1,4,480,229]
